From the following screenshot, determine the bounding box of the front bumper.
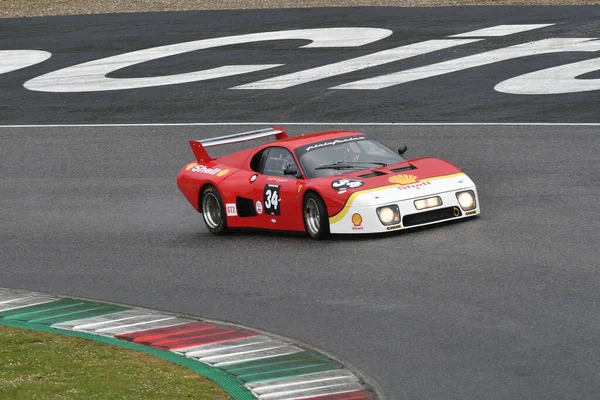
[328,187,480,234]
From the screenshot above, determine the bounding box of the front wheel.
[303,192,330,240]
[200,185,228,235]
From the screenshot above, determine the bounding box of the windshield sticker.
[332,178,364,193]
[304,136,366,152]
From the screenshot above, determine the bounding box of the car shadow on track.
[184,216,480,243]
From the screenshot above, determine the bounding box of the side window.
[250,149,267,173]
[262,147,298,177]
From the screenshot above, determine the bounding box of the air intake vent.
[390,164,416,173]
[359,171,387,178]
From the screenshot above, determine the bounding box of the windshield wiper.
[314,161,387,170]
[345,161,388,166]
[314,162,361,170]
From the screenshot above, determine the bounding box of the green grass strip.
[0,319,257,400]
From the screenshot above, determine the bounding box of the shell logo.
[185,162,198,170]
[351,213,363,227]
[389,174,418,185]
[217,169,230,177]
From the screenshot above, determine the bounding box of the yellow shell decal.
[217,169,230,177]
[297,184,303,193]
[389,174,418,185]
[185,162,198,170]
[351,213,363,227]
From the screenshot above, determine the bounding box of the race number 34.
[263,184,281,216]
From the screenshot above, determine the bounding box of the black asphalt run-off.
[0,6,599,124]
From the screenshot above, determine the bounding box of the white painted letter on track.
[23,28,392,92]
[495,56,600,94]
[335,38,600,90]
[0,51,51,75]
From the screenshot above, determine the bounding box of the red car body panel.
[177,128,464,233]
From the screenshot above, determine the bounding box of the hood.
[316,157,473,206]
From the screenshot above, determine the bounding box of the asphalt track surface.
[2,123,599,399]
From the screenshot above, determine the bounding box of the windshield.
[294,136,405,179]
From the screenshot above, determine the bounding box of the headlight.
[456,190,476,211]
[376,205,401,226]
[414,196,442,210]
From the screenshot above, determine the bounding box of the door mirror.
[284,166,299,177]
[397,144,408,156]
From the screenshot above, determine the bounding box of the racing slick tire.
[200,185,228,235]
[303,192,330,240]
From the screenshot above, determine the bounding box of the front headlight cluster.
[456,190,476,211]
[414,196,442,210]
[376,205,401,226]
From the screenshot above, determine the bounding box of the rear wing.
[189,126,288,163]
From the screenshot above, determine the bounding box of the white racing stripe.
[0,292,41,304]
[0,296,56,311]
[91,317,185,335]
[247,370,357,392]
[189,340,289,360]
[234,24,556,90]
[449,24,554,37]
[233,39,481,90]
[54,310,156,330]
[211,346,304,367]
[258,382,365,400]
[495,56,600,94]
[23,28,391,92]
[0,51,52,75]
[334,38,600,90]
[178,335,273,356]
[75,314,175,333]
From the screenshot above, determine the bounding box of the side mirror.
[284,166,299,177]
[397,145,408,156]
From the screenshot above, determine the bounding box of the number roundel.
[263,184,281,216]
[331,178,364,191]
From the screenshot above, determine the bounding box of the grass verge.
[0,325,231,400]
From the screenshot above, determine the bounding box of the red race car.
[177,127,480,239]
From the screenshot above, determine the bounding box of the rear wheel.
[303,192,330,240]
[200,185,228,235]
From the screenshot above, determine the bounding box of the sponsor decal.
[332,178,364,192]
[191,164,228,176]
[466,210,477,215]
[389,174,418,185]
[304,136,366,152]
[386,224,402,230]
[226,203,237,216]
[185,162,198,170]
[255,200,263,214]
[297,184,303,193]
[250,174,258,183]
[263,184,281,216]
[271,219,276,223]
[395,180,433,191]
[267,177,288,182]
[351,213,364,230]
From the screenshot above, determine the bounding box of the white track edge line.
[0,122,599,127]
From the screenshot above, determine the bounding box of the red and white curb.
[0,288,379,400]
